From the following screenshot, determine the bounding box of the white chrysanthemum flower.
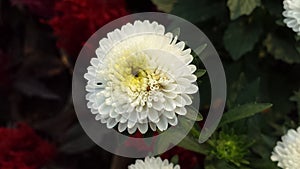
[271,126,300,169]
[283,0,300,34]
[84,20,198,134]
[128,156,180,169]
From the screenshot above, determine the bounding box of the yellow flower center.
[110,51,168,103]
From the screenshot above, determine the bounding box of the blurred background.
[1,0,300,168]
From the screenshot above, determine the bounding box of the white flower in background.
[271,126,300,169]
[128,156,180,169]
[84,20,198,134]
[283,0,300,35]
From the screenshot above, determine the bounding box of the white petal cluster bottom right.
[271,126,300,169]
[283,0,300,34]
[128,156,180,169]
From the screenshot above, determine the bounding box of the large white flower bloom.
[271,126,300,169]
[283,0,300,34]
[128,156,180,169]
[84,20,198,134]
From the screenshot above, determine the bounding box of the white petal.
[174,165,180,169]
[84,72,95,81]
[164,98,177,111]
[128,111,138,122]
[163,91,177,99]
[163,111,176,119]
[99,38,111,53]
[127,120,136,129]
[162,84,177,92]
[157,116,168,131]
[118,123,127,132]
[148,109,159,123]
[175,107,187,115]
[95,48,105,58]
[182,74,197,82]
[185,84,198,94]
[128,125,138,134]
[152,101,164,111]
[174,95,186,107]
[90,58,100,67]
[168,117,178,126]
[87,102,93,109]
[95,114,102,120]
[109,110,119,118]
[181,94,192,105]
[138,111,148,120]
[176,77,191,86]
[107,118,117,129]
[120,116,127,123]
[138,123,148,134]
[98,103,111,115]
[149,122,157,131]
[175,41,185,50]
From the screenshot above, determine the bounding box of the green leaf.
[156,123,193,153]
[260,70,296,113]
[157,114,206,154]
[264,33,300,64]
[227,0,261,20]
[177,114,201,139]
[226,73,261,108]
[178,135,210,155]
[235,78,260,105]
[171,155,179,164]
[224,19,263,60]
[171,0,225,23]
[227,73,247,108]
[157,130,175,152]
[194,69,206,78]
[263,0,283,17]
[185,106,203,121]
[220,103,273,126]
[249,158,278,169]
[151,0,177,12]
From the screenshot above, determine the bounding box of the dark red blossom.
[0,123,56,169]
[124,131,158,152]
[48,0,128,57]
[161,146,204,169]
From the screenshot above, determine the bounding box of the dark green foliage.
[153,0,300,168]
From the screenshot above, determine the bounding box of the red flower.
[48,0,128,57]
[161,146,204,169]
[0,123,56,169]
[124,131,158,152]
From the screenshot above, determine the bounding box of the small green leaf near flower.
[224,18,263,60]
[220,103,273,126]
[227,0,261,20]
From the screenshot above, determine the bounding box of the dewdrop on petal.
[84,20,198,134]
